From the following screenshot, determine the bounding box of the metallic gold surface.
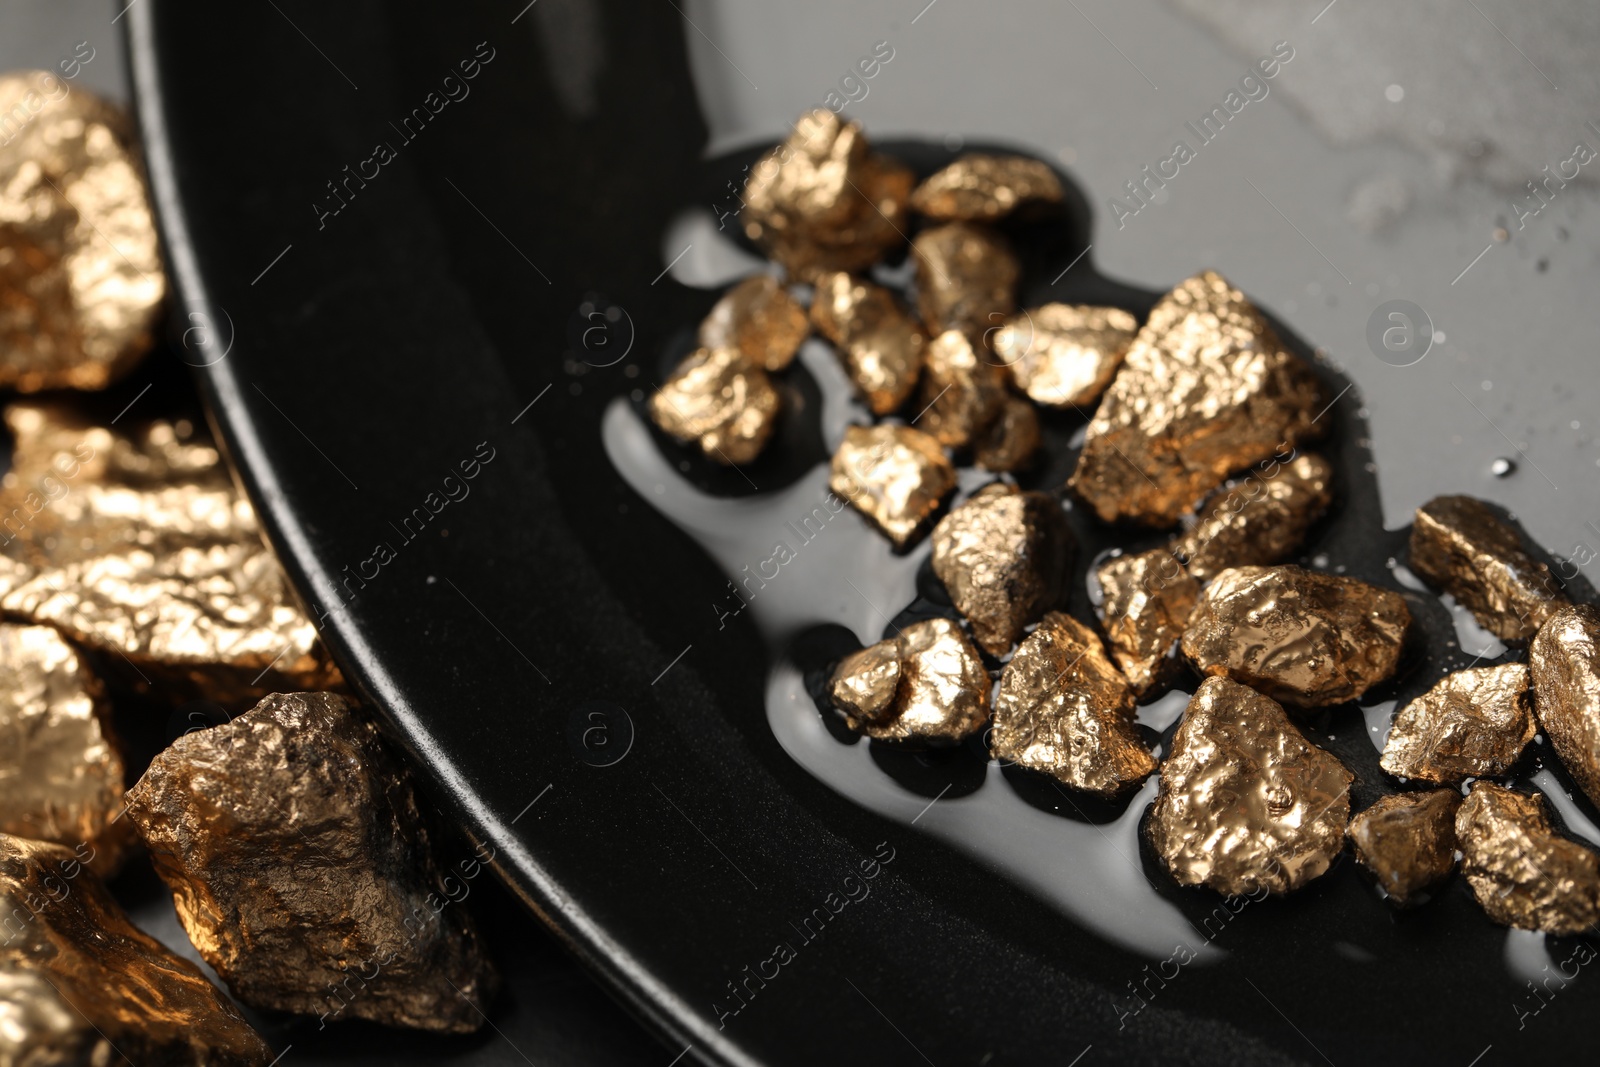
[973,394,1040,472]
[649,345,780,465]
[125,693,497,1032]
[1380,664,1534,783]
[1346,790,1460,907]
[0,833,270,1065]
[810,272,926,414]
[829,424,955,549]
[831,618,988,743]
[1068,270,1326,527]
[0,75,163,393]
[991,304,1137,409]
[1095,547,1199,699]
[915,329,1007,448]
[910,222,1019,335]
[1148,676,1353,896]
[698,275,809,372]
[1410,494,1570,642]
[1182,565,1410,707]
[990,612,1155,795]
[1455,782,1600,935]
[1530,604,1600,808]
[1173,453,1335,582]
[829,640,901,729]
[909,154,1065,222]
[930,483,1070,656]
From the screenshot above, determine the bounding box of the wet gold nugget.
[1346,790,1459,907]
[810,272,926,414]
[1410,494,1569,642]
[909,153,1065,222]
[1148,676,1352,896]
[1380,664,1534,783]
[125,692,497,1032]
[829,424,955,549]
[0,833,270,1065]
[830,618,988,743]
[991,304,1138,409]
[1172,453,1335,582]
[1095,547,1199,699]
[1182,565,1410,708]
[931,483,1071,656]
[1530,604,1600,808]
[973,394,1040,473]
[698,275,809,371]
[916,329,1007,448]
[0,75,164,392]
[911,222,1019,335]
[1068,271,1325,527]
[991,612,1155,795]
[649,346,780,465]
[1456,782,1600,935]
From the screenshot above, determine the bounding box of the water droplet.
[1384,84,1404,102]
[1490,457,1516,477]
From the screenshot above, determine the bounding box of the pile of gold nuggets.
[651,110,1600,932]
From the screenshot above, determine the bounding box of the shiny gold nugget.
[1182,565,1410,708]
[649,346,780,465]
[1380,664,1534,783]
[1456,782,1600,935]
[910,154,1064,223]
[1530,604,1600,808]
[911,222,1019,335]
[830,618,989,744]
[916,329,1007,448]
[1095,547,1199,700]
[991,304,1137,409]
[1173,453,1335,582]
[1347,790,1460,908]
[698,275,809,371]
[973,394,1040,473]
[829,641,901,728]
[829,424,955,549]
[810,272,926,414]
[1410,494,1569,642]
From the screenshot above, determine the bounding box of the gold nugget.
[1068,271,1326,527]
[1173,453,1335,581]
[1455,782,1600,935]
[698,275,809,371]
[974,394,1040,472]
[991,612,1155,795]
[1380,664,1534,783]
[1095,547,1199,699]
[1182,565,1410,707]
[909,154,1065,223]
[1410,494,1569,642]
[911,222,1019,335]
[1530,604,1600,808]
[829,424,955,549]
[991,304,1137,409]
[829,641,901,728]
[915,329,1007,448]
[1347,790,1460,907]
[649,346,780,465]
[831,618,988,743]
[810,272,926,414]
[1148,676,1353,896]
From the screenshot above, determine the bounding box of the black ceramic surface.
[129,2,1597,1064]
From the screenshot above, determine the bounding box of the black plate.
[129,3,1596,1064]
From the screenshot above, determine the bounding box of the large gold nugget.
[0,833,270,1065]
[698,275,809,372]
[649,346,780,465]
[1346,790,1459,907]
[1095,547,1199,699]
[1172,453,1335,582]
[916,329,1007,448]
[991,304,1137,409]
[1148,676,1352,896]
[830,619,989,744]
[1530,604,1600,808]
[911,222,1019,335]
[1068,271,1325,527]
[0,75,164,392]
[973,394,1040,473]
[829,640,901,729]
[1182,565,1410,707]
[0,403,339,707]
[931,483,1071,656]
[125,693,498,1032]
[811,272,926,414]
[1380,664,1534,783]
[909,154,1065,223]
[1455,782,1600,934]
[991,612,1155,795]
[829,424,955,549]
[1410,494,1569,642]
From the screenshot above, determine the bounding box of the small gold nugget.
[810,272,926,414]
[916,329,1007,448]
[911,222,1019,335]
[126,693,498,1033]
[931,483,1071,656]
[829,424,955,549]
[1530,604,1600,808]
[649,346,780,465]
[1347,790,1460,908]
[1380,664,1534,783]
[1095,547,1199,699]
[990,612,1156,796]
[1182,565,1410,707]
[0,833,270,1065]
[1173,453,1335,581]
[973,394,1040,473]
[910,154,1065,223]
[829,641,901,727]
[1456,782,1600,935]
[1410,494,1570,642]
[698,275,809,372]
[830,617,989,743]
[1069,270,1326,527]
[0,75,164,393]
[991,304,1137,409]
[1148,676,1353,896]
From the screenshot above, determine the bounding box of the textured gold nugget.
[991,612,1155,795]
[0,833,270,1065]
[810,272,926,414]
[1410,494,1569,642]
[911,222,1019,335]
[829,641,901,727]
[1095,547,1199,699]
[1172,453,1335,581]
[1183,565,1410,707]
[991,304,1137,409]
[125,693,498,1032]
[1380,664,1534,783]
[649,346,780,465]
[1456,782,1600,935]
[916,329,1007,448]
[973,394,1040,472]
[829,424,955,549]
[931,483,1071,656]
[698,275,809,371]
[0,75,164,392]
[1069,271,1325,527]
[1148,676,1353,896]
[1346,790,1459,907]
[1530,604,1600,808]
[830,618,988,743]
[909,154,1064,222]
